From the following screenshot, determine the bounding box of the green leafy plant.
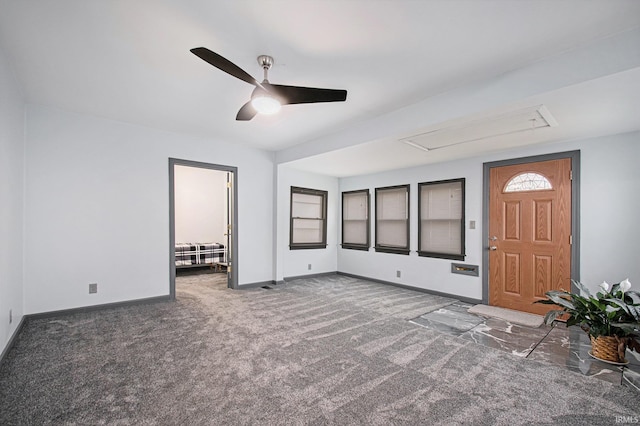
[535,279,640,353]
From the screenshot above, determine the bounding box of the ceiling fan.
[190,47,347,121]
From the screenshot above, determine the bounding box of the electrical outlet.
[396,270,401,278]
[9,309,12,324]
[308,264,312,270]
[469,220,476,230]
[89,283,98,294]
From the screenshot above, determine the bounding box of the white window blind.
[342,190,368,247]
[290,188,327,248]
[375,186,409,252]
[419,180,464,258]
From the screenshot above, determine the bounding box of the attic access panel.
[400,105,557,152]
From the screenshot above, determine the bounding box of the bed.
[175,242,225,268]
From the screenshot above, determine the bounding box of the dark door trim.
[482,150,580,304]
[169,158,239,298]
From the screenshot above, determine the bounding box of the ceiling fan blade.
[266,84,347,105]
[236,101,257,121]
[191,47,263,88]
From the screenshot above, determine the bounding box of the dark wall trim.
[336,271,483,305]
[26,295,172,320]
[0,295,171,368]
[0,316,27,368]
[284,271,338,281]
[237,280,278,289]
[418,251,465,261]
[374,247,410,255]
[290,186,328,250]
[289,244,328,250]
[341,189,371,250]
[481,150,581,304]
[341,245,370,251]
[374,184,410,255]
[417,178,466,260]
[238,272,341,287]
[169,158,239,294]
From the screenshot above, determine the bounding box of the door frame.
[481,150,580,305]
[169,158,239,298]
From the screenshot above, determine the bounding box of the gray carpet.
[1,274,638,425]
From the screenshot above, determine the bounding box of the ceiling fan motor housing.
[257,55,274,69]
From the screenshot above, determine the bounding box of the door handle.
[489,246,497,251]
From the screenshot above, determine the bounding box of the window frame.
[418,178,466,261]
[374,184,410,255]
[289,186,328,250]
[341,189,370,251]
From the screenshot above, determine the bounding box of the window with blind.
[341,189,370,250]
[290,187,328,249]
[418,178,465,260]
[375,185,410,255]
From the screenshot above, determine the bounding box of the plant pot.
[589,335,627,364]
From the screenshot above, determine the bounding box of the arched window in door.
[504,172,552,192]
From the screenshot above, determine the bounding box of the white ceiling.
[288,66,640,176]
[1,0,639,176]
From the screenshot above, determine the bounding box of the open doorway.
[169,158,238,298]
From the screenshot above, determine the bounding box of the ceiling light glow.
[251,94,281,115]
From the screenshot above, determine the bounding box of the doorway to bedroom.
[169,158,238,297]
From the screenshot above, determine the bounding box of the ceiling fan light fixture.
[251,93,281,115]
[190,47,347,121]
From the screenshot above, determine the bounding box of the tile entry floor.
[410,302,640,392]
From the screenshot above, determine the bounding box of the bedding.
[175,242,225,267]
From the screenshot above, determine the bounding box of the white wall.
[24,105,275,314]
[0,46,25,354]
[339,156,485,300]
[276,166,339,280]
[578,132,640,290]
[338,132,640,299]
[174,165,227,244]
[13,100,640,319]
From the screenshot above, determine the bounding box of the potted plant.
[536,279,640,364]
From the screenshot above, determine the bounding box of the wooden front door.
[489,158,572,315]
